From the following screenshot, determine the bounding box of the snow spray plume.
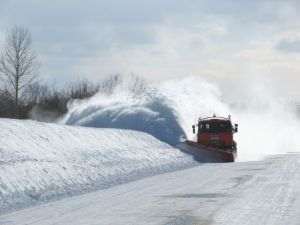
[63,75,300,161]
[223,76,300,161]
[63,74,185,145]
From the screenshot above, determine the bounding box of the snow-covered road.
[1,153,299,225]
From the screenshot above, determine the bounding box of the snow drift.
[0,119,195,214]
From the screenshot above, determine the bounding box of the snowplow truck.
[185,115,238,162]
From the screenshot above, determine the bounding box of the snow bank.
[0,119,195,214]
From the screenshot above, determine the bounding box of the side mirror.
[234,124,238,133]
[192,125,195,134]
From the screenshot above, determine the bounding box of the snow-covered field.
[0,119,196,214]
[1,153,299,225]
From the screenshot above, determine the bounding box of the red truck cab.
[192,115,238,151]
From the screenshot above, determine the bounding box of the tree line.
[0,26,100,120]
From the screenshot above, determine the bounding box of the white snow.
[1,154,299,225]
[0,119,196,214]
[1,75,300,224]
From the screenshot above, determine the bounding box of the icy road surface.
[1,154,299,225]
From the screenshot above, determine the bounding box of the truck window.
[198,121,232,133]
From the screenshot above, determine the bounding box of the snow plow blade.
[181,140,237,162]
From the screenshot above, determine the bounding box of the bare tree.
[0,26,38,117]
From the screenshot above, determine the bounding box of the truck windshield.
[199,120,232,133]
